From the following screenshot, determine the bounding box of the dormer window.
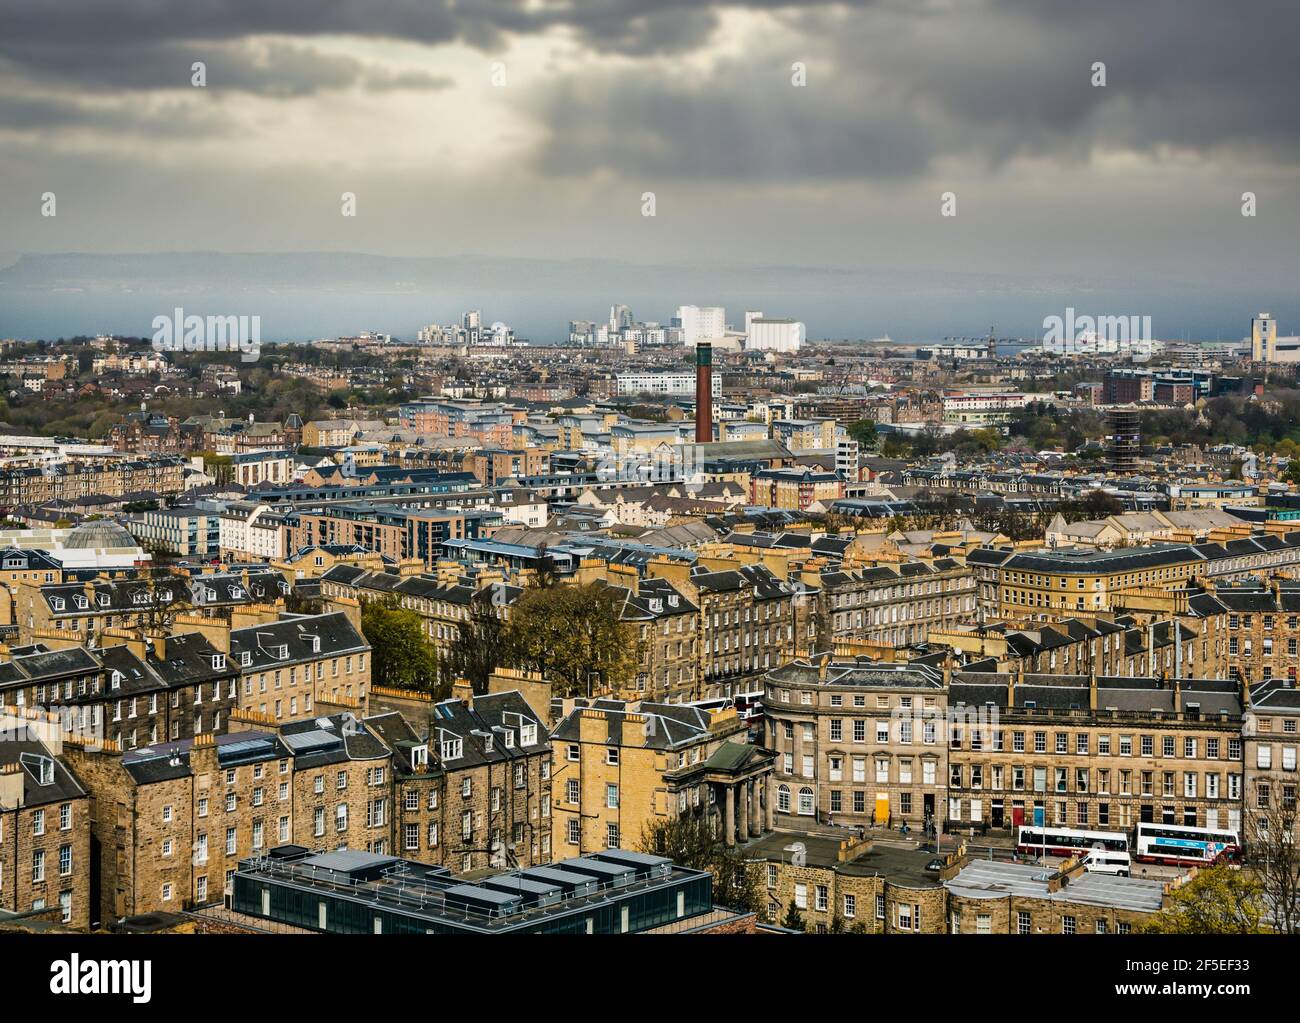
[22,753,55,786]
[110,671,123,690]
[306,635,321,654]
[231,587,245,599]
[74,595,88,610]
[239,651,252,667]
[649,598,663,613]
[212,654,226,671]
[97,594,110,607]
[521,723,537,745]
[51,597,65,611]
[440,737,463,761]
[668,595,679,608]
[411,745,429,769]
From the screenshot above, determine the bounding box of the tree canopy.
[360,599,443,693]
[505,582,639,698]
[1145,866,1268,934]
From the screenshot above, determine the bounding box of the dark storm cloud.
[5,0,1299,159]
[523,0,1300,181]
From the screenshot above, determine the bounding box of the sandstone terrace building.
[321,556,801,705]
[0,724,91,930]
[61,714,386,923]
[928,614,1221,681]
[61,689,551,922]
[0,456,187,507]
[225,610,371,724]
[1243,676,1300,851]
[764,658,947,830]
[365,689,553,871]
[0,633,238,750]
[551,699,775,855]
[11,568,289,646]
[968,530,1300,621]
[819,558,976,650]
[947,672,1245,833]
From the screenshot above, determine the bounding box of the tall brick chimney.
[694,342,713,443]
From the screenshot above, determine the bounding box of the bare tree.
[1246,780,1300,934]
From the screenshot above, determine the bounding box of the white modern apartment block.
[616,370,722,398]
[676,305,726,347]
[219,503,292,561]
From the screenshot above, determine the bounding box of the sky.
[1,0,1299,342]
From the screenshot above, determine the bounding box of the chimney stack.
[694,342,713,443]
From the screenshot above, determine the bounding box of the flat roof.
[944,860,1165,913]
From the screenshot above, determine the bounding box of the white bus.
[1015,826,1129,858]
[1134,822,1240,866]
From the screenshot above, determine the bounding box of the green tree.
[846,418,878,449]
[360,598,442,692]
[506,582,638,697]
[780,900,806,932]
[1145,866,1268,934]
[639,816,763,913]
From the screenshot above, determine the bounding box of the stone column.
[750,780,762,837]
[724,784,736,847]
[764,776,775,831]
[737,781,749,842]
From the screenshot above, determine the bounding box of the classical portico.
[667,740,778,846]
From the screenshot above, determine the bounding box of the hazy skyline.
[2,1,1299,340]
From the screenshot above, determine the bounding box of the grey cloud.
[2,38,451,97]
[527,0,1300,181]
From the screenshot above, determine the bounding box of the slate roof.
[229,611,368,672]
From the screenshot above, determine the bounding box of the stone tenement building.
[551,699,775,855]
[12,568,288,647]
[750,831,946,933]
[968,531,1300,622]
[0,456,187,506]
[0,632,239,750]
[765,657,947,830]
[1209,578,1300,685]
[227,610,371,723]
[61,713,386,923]
[60,689,554,923]
[599,574,700,703]
[0,719,91,930]
[366,689,553,871]
[680,562,809,700]
[818,558,976,650]
[947,672,1245,834]
[1242,676,1300,847]
[929,614,1222,681]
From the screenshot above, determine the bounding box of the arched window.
[798,787,815,816]
[777,784,791,814]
